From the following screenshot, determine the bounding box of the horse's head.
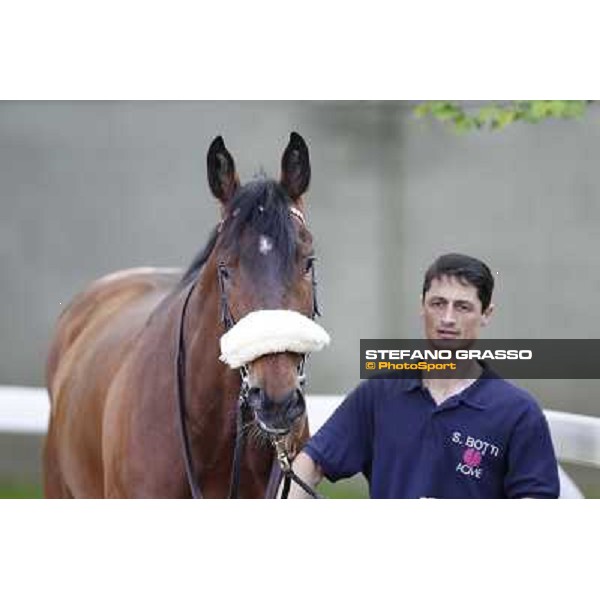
[206,133,329,437]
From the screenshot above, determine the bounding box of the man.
[287,253,560,498]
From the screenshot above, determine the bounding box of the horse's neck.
[184,278,237,429]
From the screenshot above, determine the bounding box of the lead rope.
[227,365,250,499]
[175,281,202,499]
[274,436,323,499]
[176,280,253,499]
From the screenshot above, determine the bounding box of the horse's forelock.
[179,179,300,291]
[220,179,298,281]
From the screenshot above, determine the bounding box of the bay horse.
[44,132,329,498]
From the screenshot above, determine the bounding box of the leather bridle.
[175,207,323,499]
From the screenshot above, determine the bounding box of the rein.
[175,209,323,499]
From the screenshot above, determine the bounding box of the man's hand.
[278,451,324,498]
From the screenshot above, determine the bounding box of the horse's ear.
[280,132,311,200]
[207,136,239,204]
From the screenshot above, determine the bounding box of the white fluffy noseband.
[219,310,331,369]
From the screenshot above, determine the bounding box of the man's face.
[421,275,494,345]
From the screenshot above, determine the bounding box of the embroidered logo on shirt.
[451,431,502,479]
[463,448,482,467]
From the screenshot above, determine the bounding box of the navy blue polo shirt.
[303,371,559,498]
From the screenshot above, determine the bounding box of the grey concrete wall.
[1,100,599,412]
[0,101,390,397]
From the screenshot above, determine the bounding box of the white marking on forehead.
[259,235,273,255]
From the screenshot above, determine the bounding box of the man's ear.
[207,136,239,205]
[481,303,495,327]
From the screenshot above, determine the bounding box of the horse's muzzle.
[247,387,306,435]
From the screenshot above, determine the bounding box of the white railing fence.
[2,387,598,498]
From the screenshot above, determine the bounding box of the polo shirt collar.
[403,361,497,410]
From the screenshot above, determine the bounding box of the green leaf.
[413,100,592,134]
[453,114,475,133]
[413,103,433,118]
[496,109,517,130]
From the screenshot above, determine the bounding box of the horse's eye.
[218,264,231,280]
[304,256,316,274]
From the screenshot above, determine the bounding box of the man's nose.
[441,305,456,324]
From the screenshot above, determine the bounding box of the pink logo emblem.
[463,448,482,468]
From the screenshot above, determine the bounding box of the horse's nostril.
[286,388,306,421]
[247,387,264,411]
[295,388,306,410]
[251,387,306,434]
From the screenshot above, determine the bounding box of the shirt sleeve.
[504,401,560,499]
[302,380,374,482]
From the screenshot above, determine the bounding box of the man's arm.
[279,451,324,499]
[280,379,376,498]
[504,403,560,499]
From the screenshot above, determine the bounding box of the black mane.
[178,225,220,289]
[179,178,297,288]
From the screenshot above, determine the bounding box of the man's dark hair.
[422,253,494,312]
